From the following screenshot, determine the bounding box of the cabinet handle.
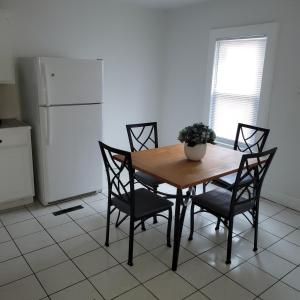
[0,140,2,143]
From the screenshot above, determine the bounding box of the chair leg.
[215,217,221,230]
[115,210,121,227]
[153,187,158,224]
[188,203,195,241]
[253,207,259,252]
[128,217,134,266]
[167,208,172,247]
[141,219,146,231]
[105,204,111,247]
[252,209,256,228]
[251,187,256,227]
[226,216,234,264]
[203,183,206,193]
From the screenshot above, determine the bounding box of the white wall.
[160,0,300,210]
[1,0,299,210]
[0,0,164,150]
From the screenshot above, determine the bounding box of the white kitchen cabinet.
[0,10,14,84]
[0,120,34,210]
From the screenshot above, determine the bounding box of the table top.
[126,143,245,189]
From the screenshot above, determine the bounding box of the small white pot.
[184,143,207,161]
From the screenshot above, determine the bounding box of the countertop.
[0,119,30,129]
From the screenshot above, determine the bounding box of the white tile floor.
[0,188,299,300]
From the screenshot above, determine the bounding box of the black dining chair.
[99,141,173,266]
[126,122,166,225]
[126,122,163,188]
[189,147,277,264]
[204,123,270,193]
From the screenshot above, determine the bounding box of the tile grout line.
[47,198,166,299]
[257,264,300,297]
[264,228,300,264]
[55,196,298,297]
[220,223,300,297]
[252,222,300,295]
[73,207,179,298]
[182,289,213,300]
[69,204,166,299]
[0,194,299,299]
[25,204,107,300]
[224,243,297,296]
[181,199,299,297]
[0,219,50,298]
[69,200,208,299]
[0,208,280,296]
[112,219,224,298]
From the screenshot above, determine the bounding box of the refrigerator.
[18,57,103,205]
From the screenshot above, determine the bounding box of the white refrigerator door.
[39,104,102,204]
[37,57,103,106]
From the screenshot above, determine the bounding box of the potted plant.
[178,122,216,161]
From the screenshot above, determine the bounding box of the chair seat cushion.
[213,172,252,190]
[135,171,163,188]
[111,188,173,220]
[192,189,255,218]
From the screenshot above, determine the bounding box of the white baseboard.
[262,187,300,212]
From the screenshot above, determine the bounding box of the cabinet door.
[0,10,14,83]
[0,146,33,202]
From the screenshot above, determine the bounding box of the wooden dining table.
[120,143,246,271]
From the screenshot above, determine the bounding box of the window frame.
[203,23,279,146]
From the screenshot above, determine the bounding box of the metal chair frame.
[233,123,270,154]
[190,147,277,264]
[203,123,270,224]
[126,122,176,228]
[99,141,172,266]
[126,122,158,152]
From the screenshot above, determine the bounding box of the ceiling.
[117,0,208,9]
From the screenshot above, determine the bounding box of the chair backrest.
[230,147,277,213]
[126,122,158,152]
[99,141,135,212]
[234,123,270,153]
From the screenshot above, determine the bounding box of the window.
[205,24,278,145]
[210,37,267,143]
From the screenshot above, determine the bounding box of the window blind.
[209,37,267,143]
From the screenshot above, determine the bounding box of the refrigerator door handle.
[46,108,52,146]
[42,63,50,106]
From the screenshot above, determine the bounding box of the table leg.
[172,188,187,271]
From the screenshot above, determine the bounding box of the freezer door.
[39,104,102,204]
[38,57,103,106]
